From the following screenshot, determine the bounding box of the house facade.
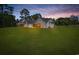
[18,14,55,28]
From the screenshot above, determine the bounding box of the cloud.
[29,7,79,18]
[12,4,79,19]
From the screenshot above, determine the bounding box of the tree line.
[0,4,16,27]
[55,16,79,25]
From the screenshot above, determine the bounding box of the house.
[70,15,78,21]
[18,14,55,28]
[32,14,55,28]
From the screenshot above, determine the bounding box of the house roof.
[19,14,55,24]
[42,18,54,23]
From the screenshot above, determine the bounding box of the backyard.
[0,26,79,55]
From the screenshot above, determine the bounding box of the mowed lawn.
[0,26,79,55]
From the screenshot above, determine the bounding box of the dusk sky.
[11,4,79,19]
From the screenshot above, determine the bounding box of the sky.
[11,4,79,19]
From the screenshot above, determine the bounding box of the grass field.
[0,26,79,55]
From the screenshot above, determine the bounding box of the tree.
[0,4,16,27]
[31,13,42,20]
[55,17,71,25]
[20,8,29,18]
[0,4,14,15]
[70,15,78,25]
[0,4,6,13]
[6,6,14,15]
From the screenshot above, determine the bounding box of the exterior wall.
[24,23,33,28]
[35,18,46,28]
[32,18,54,28]
[45,20,54,28]
[49,23,54,28]
[28,24,33,28]
[33,23,45,28]
[21,17,55,28]
[24,24,28,27]
[24,22,28,27]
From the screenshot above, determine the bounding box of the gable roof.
[19,14,54,24]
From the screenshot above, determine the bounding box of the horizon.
[11,4,79,19]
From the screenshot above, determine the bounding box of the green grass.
[0,26,79,55]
